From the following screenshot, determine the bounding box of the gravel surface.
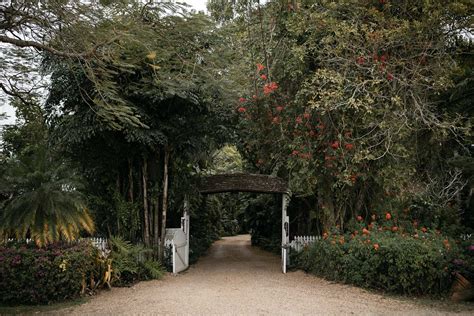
[54,235,473,315]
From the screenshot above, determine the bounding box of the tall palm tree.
[0,147,94,246]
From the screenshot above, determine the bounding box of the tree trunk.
[142,158,150,247]
[159,146,170,261]
[128,158,134,203]
[116,173,121,235]
[153,152,161,249]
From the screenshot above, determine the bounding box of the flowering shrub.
[0,242,100,305]
[294,228,460,296]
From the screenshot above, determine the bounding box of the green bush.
[295,227,459,296]
[0,242,100,305]
[108,236,163,286]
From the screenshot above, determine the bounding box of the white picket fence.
[289,235,320,252]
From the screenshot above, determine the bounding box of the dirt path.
[55,235,472,315]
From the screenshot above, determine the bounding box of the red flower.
[263,82,279,95]
[257,63,265,71]
[350,174,357,183]
[276,106,284,112]
[295,116,303,124]
[303,112,311,119]
[344,143,354,150]
[260,74,267,80]
[387,73,394,81]
[239,97,246,103]
[385,212,391,220]
[356,56,365,65]
[330,141,339,150]
[237,107,246,113]
[357,215,363,222]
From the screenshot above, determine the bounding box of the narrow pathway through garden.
[56,235,472,315]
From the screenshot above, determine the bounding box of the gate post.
[281,191,291,274]
[181,198,190,267]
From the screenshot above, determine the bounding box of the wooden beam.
[199,173,288,194]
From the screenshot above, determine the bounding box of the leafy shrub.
[108,236,163,286]
[295,226,460,296]
[0,241,100,305]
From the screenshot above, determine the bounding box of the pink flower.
[239,97,246,103]
[276,106,284,112]
[257,63,265,71]
[260,74,267,80]
[238,107,246,113]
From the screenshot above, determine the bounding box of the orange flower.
[373,243,380,251]
[257,63,265,71]
[421,227,427,233]
[385,212,391,220]
[391,226,398,232]
[362,228,370,235]
[260,74,267,80]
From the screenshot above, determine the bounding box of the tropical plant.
[107,236,163,286]
[0,146,94,246]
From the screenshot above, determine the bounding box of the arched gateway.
[197,173,291,273]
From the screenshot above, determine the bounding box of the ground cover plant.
[293,213,464,295]
[0,241,100,305]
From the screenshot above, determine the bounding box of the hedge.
[0,242,100,305]
[294,227,460,296]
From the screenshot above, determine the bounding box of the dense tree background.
[1,0,472,258]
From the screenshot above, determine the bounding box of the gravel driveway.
[56,235,473,315]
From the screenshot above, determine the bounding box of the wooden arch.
[198,173,288,194]
[197,173,291,273]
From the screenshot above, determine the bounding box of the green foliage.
[228,0,473,234]
[0,242,100,305]
[295,228,459,296]
[107,236,163,286]
[246,194,281,253]
[0,99,94,246]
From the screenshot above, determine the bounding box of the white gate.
[165,210,190,274]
